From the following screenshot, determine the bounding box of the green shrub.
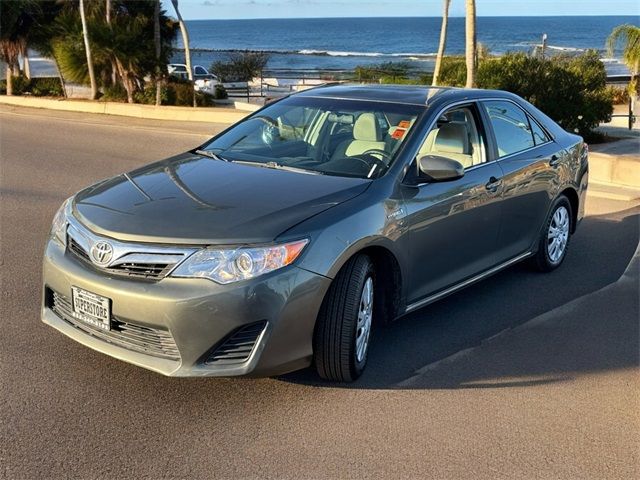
[133,83,171,105]
[102,83,128,102]
[196,91,215,107]
[29,77,64,97]
[607,85,630,105]
[211,51,270,82]
[213,84,228,100]
[354,61,416,83]
[165,79,194,106]
[0,76,63,97]
[477,51,613,138]
[437,57,467,87]
[2,75,31,95]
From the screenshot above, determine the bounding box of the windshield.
[200,96,424,179]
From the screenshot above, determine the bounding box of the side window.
[528,114,550,145]
[482,101,535,157]
[416,105,485,169]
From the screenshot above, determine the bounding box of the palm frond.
[606,24,640,71]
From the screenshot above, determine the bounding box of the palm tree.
[432,0,450,87]
[154,0,162,105]
[465,0,477,88]
[50,2,178,103]
[607,24,640,90]
[106,0,111,24]
[79,0,98,99]
[170,0,194,105]
[0,0,39,95]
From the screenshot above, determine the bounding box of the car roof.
[294,83,516,107]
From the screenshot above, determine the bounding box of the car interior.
[205,103,421,179]
[416,107,484,168]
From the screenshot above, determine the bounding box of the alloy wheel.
[355,277,373,363]
[547,206,570,263]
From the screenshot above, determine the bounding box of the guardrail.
[610,104,636,130]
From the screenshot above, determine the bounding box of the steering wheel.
[360,148,392,162]
[253,115,279,145]
[351,149,391,177]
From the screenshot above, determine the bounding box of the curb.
[589,153,640,189]
[0,95,249,124]
[588,182,640,202]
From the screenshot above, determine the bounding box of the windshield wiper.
[193,149,230,162]
[233,160,323,176]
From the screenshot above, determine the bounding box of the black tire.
[313,254,374,382]
[530,195,573,272]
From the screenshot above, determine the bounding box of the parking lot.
[1,105,638,479]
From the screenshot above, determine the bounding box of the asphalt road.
[1,105,638,479]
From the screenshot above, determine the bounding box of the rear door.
[401,103,504,305]
[480,100,563,262]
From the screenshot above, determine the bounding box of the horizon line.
[184,14,640,21]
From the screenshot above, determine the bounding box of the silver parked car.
[42,85,588,382]
[168,63,221,95]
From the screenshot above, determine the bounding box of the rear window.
[482,100,535,157]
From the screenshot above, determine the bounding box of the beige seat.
[427,123,474,168]
[341,113,387,157]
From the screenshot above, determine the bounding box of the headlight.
[50,197,72,246]
[171,239,309,284]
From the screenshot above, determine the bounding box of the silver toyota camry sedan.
[42,85,588,382]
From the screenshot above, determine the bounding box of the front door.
[401,104,504,306]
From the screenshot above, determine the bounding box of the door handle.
[485,176,502,193]
[549,155,560,167]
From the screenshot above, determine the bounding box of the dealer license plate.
[71,287,111,331]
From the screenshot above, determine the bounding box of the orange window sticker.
[391,128,406,140]
[397,120,411,129]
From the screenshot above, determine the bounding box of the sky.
[164,0,639,20]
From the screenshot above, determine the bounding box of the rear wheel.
[313,254,374,382]
[530,195,572,272]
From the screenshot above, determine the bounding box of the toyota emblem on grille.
[91,241,113,266]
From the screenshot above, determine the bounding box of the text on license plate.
[71,287,111,331]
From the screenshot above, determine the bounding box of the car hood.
[73,153,370,245]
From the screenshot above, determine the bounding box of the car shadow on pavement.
[280,206,640,390]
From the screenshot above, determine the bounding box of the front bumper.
[42,238,331,377]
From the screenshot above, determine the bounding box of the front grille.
[68,237,91,262]
[50,290,180,361]
[67,238,174,280]
[205,321,267,365]
[108,262,174,279]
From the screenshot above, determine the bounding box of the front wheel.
[530,195,572,272]
[313,254,374,382]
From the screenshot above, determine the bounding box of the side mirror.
[418,155,465,182]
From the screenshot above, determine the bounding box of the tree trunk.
[79,0,98,99]
[432,0,450,87]
[6,65,13,96]
[106,0,111,24]
[21,46,31,79]
[115,58,134,104]
[154,0,162,106]
[171,0,195,106]
[465,0,477,88]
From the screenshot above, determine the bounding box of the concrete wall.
[0,95,249,124]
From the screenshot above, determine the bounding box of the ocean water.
[174,16,639,75]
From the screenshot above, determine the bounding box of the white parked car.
[167,64,221,95]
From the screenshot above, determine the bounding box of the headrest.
[353,113,381,142]
[434,123,470,154]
